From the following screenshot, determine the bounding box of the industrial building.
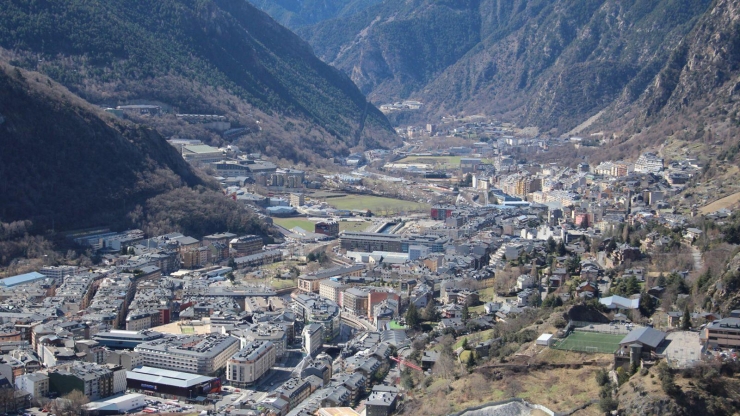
[85,393,147,415]
[92,330,165,350]
[126,366,221,399]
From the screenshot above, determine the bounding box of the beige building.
[319,279,346,304]
[125,312,153,331]
[290,193,305,207]
[298,276,323,293]
[226,341,276,387]
[106,350,145,371]
[343,288,369,317]
[705,317,740,349]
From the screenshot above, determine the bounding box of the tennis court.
[551,331,624,354]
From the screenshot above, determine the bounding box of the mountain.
[247,0,382,29]
[300,0,740,147]
[0,62,267,238]
[0,0,399,164]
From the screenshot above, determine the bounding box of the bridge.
[341,314,375,331]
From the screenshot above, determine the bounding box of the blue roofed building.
[0,272,46,287]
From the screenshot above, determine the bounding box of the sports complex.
[550,330,624,354]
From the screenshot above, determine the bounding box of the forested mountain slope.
[0,0,399,164]
[0,62,267,238]
[301,0,740,148]
[248,0,382,29]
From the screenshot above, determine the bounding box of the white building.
[15,372,49,398]
[303,323,323,357]
[516,275,535,290]
[39,265,78,285]
[634,152,664,173]
[85,393,147,414]
[226,341,276,387]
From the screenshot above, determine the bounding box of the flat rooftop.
[127,366,216,388]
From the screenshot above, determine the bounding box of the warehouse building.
[85,393,147,415]
[126,366,221,400]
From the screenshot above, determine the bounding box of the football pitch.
[551,331,624,354]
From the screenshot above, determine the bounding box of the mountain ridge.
[300,0,740,153]
[0,0,399,164]
[247,0,382,29]
[0,61,267,238]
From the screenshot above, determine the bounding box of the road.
[689,245,704,271]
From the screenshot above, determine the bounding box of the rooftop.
[619,327,667,349]
[0,272,46,287]
[126,366,216,388]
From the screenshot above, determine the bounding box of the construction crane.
[390,356,423,372]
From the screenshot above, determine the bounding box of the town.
[0,113,738,416]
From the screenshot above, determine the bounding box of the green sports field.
[272,218,316,231]
[326,195,429,215]
[551,331,624,354]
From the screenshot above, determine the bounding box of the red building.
[314,221,339,237]
[431,205,455,221]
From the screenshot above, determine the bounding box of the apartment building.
[705,317,740,349]
[134,334,240,376]
[303,324,323,357]
[226,341,276,387]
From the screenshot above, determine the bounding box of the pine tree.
[681,306,691,330]
[405,303,420,329]
[465,350,476,370]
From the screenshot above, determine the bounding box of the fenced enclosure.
[551,331,624,354]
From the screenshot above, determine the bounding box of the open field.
[551,331,623,354]
[395,155,494,169]
[272,217,316,231]
[243,276,297,290]
[339,220,372,232]
[700,190,740,214]
[325,195,429,214]
[454,329,495,350]
[396,155,464,167]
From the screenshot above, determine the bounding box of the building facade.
[134,334,240,376]
[303,324,323,357]
[226,341,276,387]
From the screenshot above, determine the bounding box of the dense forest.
[0,62,268,244]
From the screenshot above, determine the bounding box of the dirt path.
[690,245,704,272]
[700,190,740,214]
